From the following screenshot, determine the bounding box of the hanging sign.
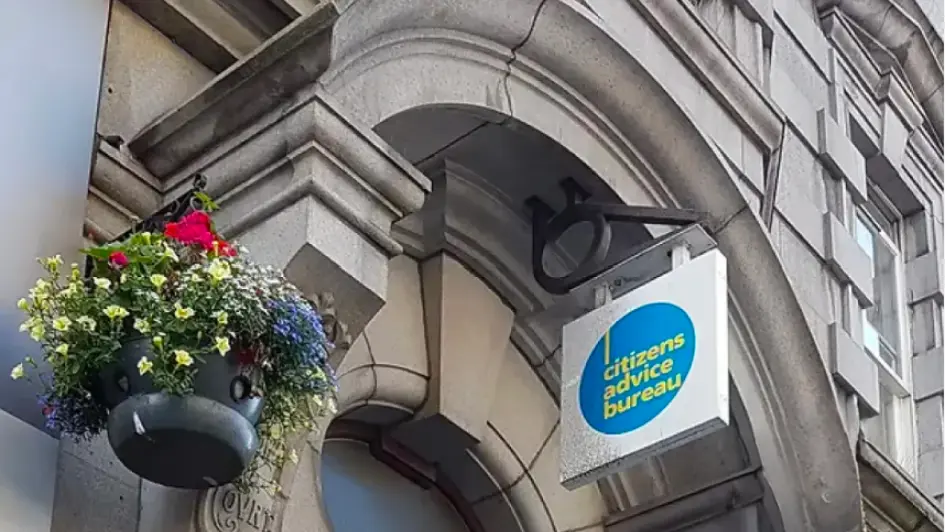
[560,249,729,490]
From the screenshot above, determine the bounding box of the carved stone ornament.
[197,484,276,532]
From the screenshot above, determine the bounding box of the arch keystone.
[393,253,514,462]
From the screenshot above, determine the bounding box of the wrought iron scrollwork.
[85,174,209,277]
[526,178,703,295]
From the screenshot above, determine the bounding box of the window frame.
[854,188,917,473]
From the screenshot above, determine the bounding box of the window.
[854,193,916,473]
[321,439,470,532]
[854,210,903,374]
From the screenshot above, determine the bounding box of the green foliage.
[11,216,337,493]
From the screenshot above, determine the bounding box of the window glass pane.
[868,233,901,353]
[855,215,875,260]
[862,385,896,456]
[322,439,469,532]
[857,210,902,374]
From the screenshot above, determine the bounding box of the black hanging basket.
[98,336,263,489]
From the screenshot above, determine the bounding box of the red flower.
[181,210,211,229]
[108,251,129,268]
[164,219,214,249]
[215,239,238,257]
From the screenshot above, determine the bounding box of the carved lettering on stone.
[198,485,275,532]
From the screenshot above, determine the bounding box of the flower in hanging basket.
[9,205,337,493]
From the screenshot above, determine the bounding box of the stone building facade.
[0,0,943,531]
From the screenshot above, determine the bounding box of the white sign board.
[559,249,729,490]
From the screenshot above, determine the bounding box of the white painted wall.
[0,0,110,430]
[0,409,58,532]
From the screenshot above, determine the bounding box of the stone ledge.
[91,140,162,218]
[828,322,880,416]
[859,437,945,532]
[823,212,874,306]
[817,108,868,204]
[606,468,764,531]
[128,3,338,178]
[816,0,944,141]
[876,71,927,133]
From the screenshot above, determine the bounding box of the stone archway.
[315,1,862,530]
[95,1,864,530]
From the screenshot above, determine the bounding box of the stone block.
[236,195,388,339]
[60,432,139,489]
[394,254,514,460]
[361,255,428,377]
[907,251,945,305]
[776,183,826,258]
[918,448,944,498]
[914,347,945,400]
[916,395,944,454]
[772,17,828,112]
[817,109,868,204]
[828,323,880,416]
[772,0,829,76]
[49,452,139,532]
[435,449,505,503]
[509,426,604,532]
[771,65,818,144]
[471,491,524,532]
[138,481,197,532]
[910,299,943,354]
[487,343,558,468]
[334,336,376,415]
[98,2,214,143]
[823,212,874,306]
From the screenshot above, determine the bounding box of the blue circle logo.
[579,302,696,435]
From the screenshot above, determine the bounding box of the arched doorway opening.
[317,1,861,529]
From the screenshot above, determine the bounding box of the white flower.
[103,305,129,320]
[93,277,111,290]
[163,245,178,262]
[76,316,96,331]
[137,357,153,375]
[174,302,195,320]
[52,316,72,332]
[133,318,150,334]
[10,363,24,380]
[214,336,231,356]
[211,311,228,325]
[150,274,167,289]
[207,259,232,282]
[29,324,45,342]
[173,350,193,367]
[55,344,69,356]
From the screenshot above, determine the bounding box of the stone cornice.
[197,89,430,256]
[84,139,163,243]
[858,437,944,532]
[91,140,162,217]
[817,0,944,140]
[127,3,337,179]
[822,10,930,133]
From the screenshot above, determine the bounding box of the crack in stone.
[471,419,560,505]
[499,0,549,122]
